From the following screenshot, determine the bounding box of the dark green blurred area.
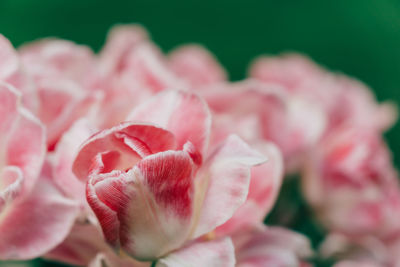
[1,1,400,266]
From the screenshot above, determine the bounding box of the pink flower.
[0,83,78,260]
[303,126,400,238]
[72,90,266,262]
[250,53,397,133]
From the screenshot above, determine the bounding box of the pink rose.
[72,90,266,263]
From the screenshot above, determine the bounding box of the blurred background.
[1,0,400,266]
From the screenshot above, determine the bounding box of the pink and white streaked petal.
[0,166,78,260]
[168,45,227,87]
[72,122,176,181]
[192,135,267,238]
[157,237,235,267]
[87,151,195,261]
[127,90,211,156]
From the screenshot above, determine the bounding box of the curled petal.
[73,122,176,181]
[128,90,211,156]
[192,135,267,238]
[168,45,227,87]
[157,238,235,267]
[87,151,195,261]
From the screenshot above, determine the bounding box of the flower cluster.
[0,25,399,267]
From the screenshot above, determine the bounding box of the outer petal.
[192,135,267,238]
[233,225,313,267]
[45,223,110,266]
[87,151,195,261]
[89,252,150,267]
[0,165,78,260]
[157,238,235,267]
[73,122,176,181]
[127,90,211,156]
[168,45,227,87]
[0,35,18,80]
[216,142,283,236]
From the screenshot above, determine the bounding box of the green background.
[1,1,400,266]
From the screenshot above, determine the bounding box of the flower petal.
[89,252,150,267]
[45,223,111,266]
[0,165,79,260]
[0,82,45,193]
[157,238,235,267]
[168,45,227,87]
[233,225,313,267]
[73,122,176,181]
[87,151,195,261]
[128,90,211,156]
[192,135,267,238]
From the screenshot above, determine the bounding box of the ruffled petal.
[73,122,176,181]
[128,90,211,156]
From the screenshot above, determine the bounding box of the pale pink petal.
[0,166,79,260]
[0,35,18,80]
[87,151,195,261]
[89,252,150,267]
[233,226,312,267]
[99,24,149,75]
[73,122,176,181]
[168,45,227,87]
[122,43,185,93]
[157,238,235,267]
[19,39,95,83]
[51,119,97,204]
[192,135,267,238]
[216,142,283,236]
[36,79,100,149]
[46,223,111,266]
[0,82,45,193]
[128,90,211,156]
